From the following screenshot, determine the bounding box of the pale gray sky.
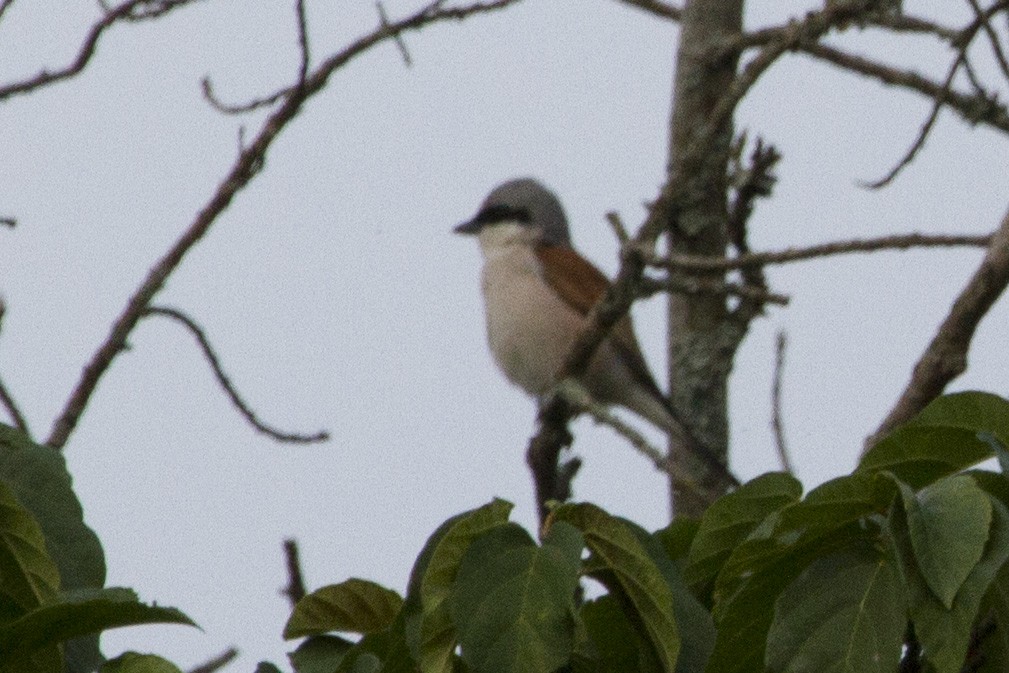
[1,0,1007,668]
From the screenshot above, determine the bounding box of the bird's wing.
[534,243,666,398]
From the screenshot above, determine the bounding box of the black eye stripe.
[474,204,531,225]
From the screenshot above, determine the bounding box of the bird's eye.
[474,204,531,225]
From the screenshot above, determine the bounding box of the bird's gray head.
[454,178,571,246]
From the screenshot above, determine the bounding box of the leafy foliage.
[0,426,196,673]
[267,391,1009,673]
[9,390,1009,673]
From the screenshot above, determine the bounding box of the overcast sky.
[1,0,1007,668]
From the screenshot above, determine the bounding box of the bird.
[454,177,692,445]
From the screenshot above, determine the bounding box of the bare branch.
[0,0,201,100]
[861,50,964,189]
[0,218,15,228]
[639,275,790,306]
[966,0,1009,81]
[378,1,414,67]
[526,397,578,525]
[802,42,1009,132]
[556,379,731,502]
[142,306,329,444]
[45,0,522,450]
[281,538,307,608]
[202,77,290,115]
[868,12,959,41]
[188,648,239,673]
[295,0,311,87]
[771,331,793,474]
[872,205,1009,444]
[651,232,991,272]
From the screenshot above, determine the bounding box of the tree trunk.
[665,0,744,517]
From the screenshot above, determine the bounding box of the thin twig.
[202,77,290,115]
[771,331,793,474]
[606,211,630,246]
[142,306,329,444]
[0,0,200,100]
[45,0,522,451]
[862,47,966,189]
[639,275,790,305]
[378,1,413,66]
[281,538,307,607]
[555,380,715,503]
[967,0,1009,81]
[802,42,1009,132]
[652,232,991,271]
[0,218,15,228]
[871,205,1009,445]
[188,648,239,673]
[295,0,311,87]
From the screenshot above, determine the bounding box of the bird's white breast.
[477,225,585,396]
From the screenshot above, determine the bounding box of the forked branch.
[45,0,522,450]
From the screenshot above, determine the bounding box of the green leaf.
[706,501,876,673]
[776,472,894,531]
[858,392,1009,488]
[897,475,992,608]
[0,480,60,616]
[554,503,680,673]
[889,493,1009,673]
[289,634,354,673]
[0,424,105,592]
[653,518,699,567]
[285,579,404,639]
[621,520,714,673]
[0,587,196,662]
[765,543,906,673]
[411,499,513,673]
[912,391,1009,448]
[99,652,184,673]
[449,522,581,673]
[576,596,657,673]
[685,472,801,602]
[331,615,417,673]
[976,560,1009,673]
[0,423,107,673]
[0,646,61,673]
[255,665,285,673]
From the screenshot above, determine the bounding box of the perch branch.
[872,205,1009,444]
[281,538,307,607]
[142,306,329,444]
[45,0,521,450]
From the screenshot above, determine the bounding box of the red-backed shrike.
[454,178,689,441]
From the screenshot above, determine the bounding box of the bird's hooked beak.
[453,217,482,236]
